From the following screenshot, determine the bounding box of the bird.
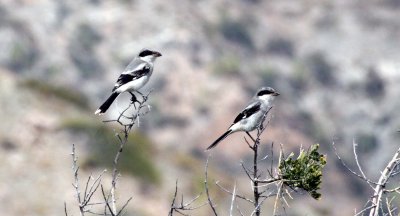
[206,87,280,150]
[95,49,162,115]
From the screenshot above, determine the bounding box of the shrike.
[95,49,162,115]
[206,87,279,150]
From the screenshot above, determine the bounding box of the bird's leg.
[259,122,264,131]
[129,92,138,109]
[137,91,148,102]
[246,132,256,144]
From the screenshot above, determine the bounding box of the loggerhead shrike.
[206,87,279,150]
[95,49,162,115]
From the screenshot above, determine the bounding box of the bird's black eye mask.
[138,50,154,57]
[257,89,273,96]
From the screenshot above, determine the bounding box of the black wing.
[233,101,261,124]
[112,66,150,91]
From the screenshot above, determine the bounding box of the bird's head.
[255,87,280,103]
[138,49,162,63]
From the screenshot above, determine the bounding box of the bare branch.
[352,140,374,190]
[252,132,261,216]
[204,155,218,215]
[354,204,375,216]
[332,141,379,185]
[104,91,152,214]
[116,197,133,216]
[369,147,400,216]
[83,170,106,206]
[67,92,152,216]
[169,180,207,215]
[71,144,85,216]
[168,180,179,216]
[236,205,245,216]
[385,196,396,216]
[248,107,273,216]
[101,185,116,216]
[272,181,283,216]
[216,181,254,204]
[384,186,400,194]
[255,176,282,184]
[64,202,68,216]
[240,162,252,181]
[229,183,237,216]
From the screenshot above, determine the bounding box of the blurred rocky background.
[0,0,400,215]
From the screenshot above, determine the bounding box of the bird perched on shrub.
[95,49,162,115]
[206,87,279,150]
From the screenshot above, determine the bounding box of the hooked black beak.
[153,52,162,57]
[272,92,280,96]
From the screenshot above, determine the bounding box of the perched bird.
[206,87,279,150]
[95,49,162,115]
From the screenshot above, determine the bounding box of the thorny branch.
[248,107,285,216]
[332,135,400,216]
[71,143,85,216]
[369,147,400,216]
[205,155,219,216]
[210,107,294,215]
[100,185,132,216]
[168,180,207,216]
[66,91,152,215]
[70,144,106,216]
[229,183,237,216]
[104,91,152,214]
[332,141,379,186]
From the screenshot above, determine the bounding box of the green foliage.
[258,66,279,85]
[20,79,90,110]
[365,68,385,98]
[75,23,102,52]
[219,18,254,49]
[290,63,309,94]
[8,39,38,72]
[279,144,326,200]
[61,118,161,185]
[212,55,241,76]
[306,52,336,86]
[266,37,295,58]
[68,22,103,78]
[6,23,39,72]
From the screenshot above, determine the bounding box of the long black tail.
[206,130,232,150]
[94,92,119,115]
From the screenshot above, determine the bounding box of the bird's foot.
[137,91,148,102]
[129,92,138,109]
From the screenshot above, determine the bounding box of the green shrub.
[258,66,279,85]
[306,52,336,86]
[279,144,326,199]
[212,55,241,76]
[68,23,103,78]
[290,63,309,94]
[266,37,295,58]
[10,42,36,71]
[61,118,161,185]
[20,79,90,110]
[364,68,385,98]
[219,18,254,49]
